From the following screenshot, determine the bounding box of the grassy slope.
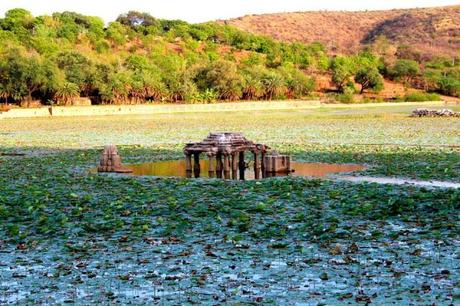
[0,105,459,304]
[222,5,460,57]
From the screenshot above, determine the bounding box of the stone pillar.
[285,155,291,173]
[207,153,215,178]
[223,154,230,179]
[193,153,201,178]
[254,152,260,179]
[261,151,266,173]
[238,151,245,180]
[216,153,223,179]
[185,153,192,175]
[231,153,238,180]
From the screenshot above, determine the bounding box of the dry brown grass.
[221,5,460,57]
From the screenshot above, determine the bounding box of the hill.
[0,8,458,107]
[221,6,460,58]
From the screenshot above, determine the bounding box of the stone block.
[264,153,292,173]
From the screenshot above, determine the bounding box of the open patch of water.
[337,175,460,189]
[98,160,366,180]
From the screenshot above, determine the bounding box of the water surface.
[121,160,365,180]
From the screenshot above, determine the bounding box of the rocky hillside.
[221,6,460,58]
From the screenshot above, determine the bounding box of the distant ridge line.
[221,5,460,57]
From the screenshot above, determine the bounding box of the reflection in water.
[122,160,365,180]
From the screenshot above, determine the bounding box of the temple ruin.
[183,132,293,179]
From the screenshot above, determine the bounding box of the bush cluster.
[0,9,323,105]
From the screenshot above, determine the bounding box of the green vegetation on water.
[0,104,459,304]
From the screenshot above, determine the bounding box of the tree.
[116,11,160,35]
[278,65,315,98]
[330,56,356,93]
[2,8,421,105]
[261,71,286,100]
[390,60,420,83]
[438,76,460,97]
[0,49,58,102]
[194,60,243,101]
[241,66,265,100]
[265,43,283,68]
[98,69,133,104]
[85,16,105,42]
[56,51,93,95]
[0,83,10,103]
[52,12,89,43]
[370,35,397,65]
[29,23,59,55]
[106,21,127,45]
[54,81,79,105]
[0,59,11,102]
[0,9,34,33]
[355,67,384,94]
[160,19,189,33]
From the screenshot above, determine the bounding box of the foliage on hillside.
[223,6,460,100]
[223,5,460,58]
[0,8,458,106]
[0,9,327,105]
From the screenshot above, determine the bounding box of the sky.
[0,0,459,23]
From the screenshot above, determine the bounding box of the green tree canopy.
[390,59,420,83]
[330,56,356,93]
[0,48,59,101]
[355,67,384,94]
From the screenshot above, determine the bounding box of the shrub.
[278,65,315,98]
[361,96,385,103]
[191,88,218,104]
[336,93,355,103]
[437,76,460,97]
[403,92,441,102]
[326,93,355,103]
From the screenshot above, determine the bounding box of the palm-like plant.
[262,72,286,100]
[54,82,79,105]
[0,84,10,101]
[242,75,263,100]
[143,74,168,102]
[0,84,11,111]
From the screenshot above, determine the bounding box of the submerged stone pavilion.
[183,132,274,179]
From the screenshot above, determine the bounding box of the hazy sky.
[0,0,459,23]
